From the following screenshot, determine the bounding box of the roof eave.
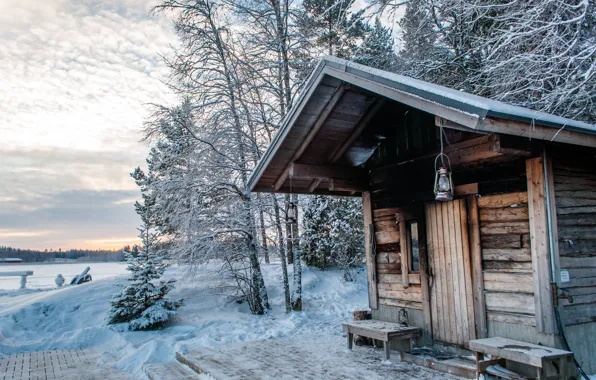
[247,59,330,192]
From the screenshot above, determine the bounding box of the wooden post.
[467,195,487,338]
[526,157,555,334]
[363,192,378,309]
[544,153,562,335]
[383,342,391,360]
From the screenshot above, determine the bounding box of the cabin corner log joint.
[249,56,596,375]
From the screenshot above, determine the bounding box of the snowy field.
[0,262,129,290]
[0,262,370,378]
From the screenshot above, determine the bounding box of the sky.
[0,0,177,250]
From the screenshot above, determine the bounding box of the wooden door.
[425,199,476,347]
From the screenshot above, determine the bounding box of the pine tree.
[328,197,364,281]
[299,0,371,59]
[107,169,182,330]
[300,195,364,280]
[300,196,332,269]
[354,17,397,70]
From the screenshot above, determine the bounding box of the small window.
[409,222,420,272]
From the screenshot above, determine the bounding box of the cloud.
[0,230,52,238]
[0,0,176,249]
[0,189,141,250]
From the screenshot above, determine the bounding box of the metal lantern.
[434,153,454,202]
[287,201,298,224]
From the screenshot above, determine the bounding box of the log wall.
[477,192,537,326]
[373,208,423,310]
[553,161,596,373]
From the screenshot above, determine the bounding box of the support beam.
[467,195,487,338]
[375,134,531,174]
[526,157,555,334]
[273,85,347,191]
[363,192,378,309]
[437,116,596,149]
[253,185,362,197]
[290,163,367,181]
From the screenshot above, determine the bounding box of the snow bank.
[0,263,368,378]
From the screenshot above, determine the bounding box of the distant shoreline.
[0,261,126,266]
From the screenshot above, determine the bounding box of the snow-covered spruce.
[106,249,182,330]
[107,170,182,330]
[300,195,364,281]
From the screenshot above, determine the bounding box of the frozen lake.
[0,262,128,290]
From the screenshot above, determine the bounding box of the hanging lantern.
[434,153,454,202]
[287,201,298,224]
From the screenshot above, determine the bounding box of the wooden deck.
[0,349,131,380]
[163,333,464,380]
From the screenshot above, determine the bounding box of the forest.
[0,246,127,262]
[115,0,596,324]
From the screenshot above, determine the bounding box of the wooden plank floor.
[0,349,132,380]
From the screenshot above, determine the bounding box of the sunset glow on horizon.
[0,0,177,251]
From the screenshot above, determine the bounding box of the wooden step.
[143,361,201,380]
[400,350,476,379]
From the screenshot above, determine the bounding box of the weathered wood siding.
[477,192,537,326]
[373,208,424,310]
[553,161,596,373]
[426,200,476,346]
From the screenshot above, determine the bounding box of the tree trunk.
[285,194,294,264]
[274,195,292,313]
[292,242,302,311]
[258,198,270,264]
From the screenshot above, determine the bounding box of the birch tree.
[393,0,596,123]
[149,0,271,314]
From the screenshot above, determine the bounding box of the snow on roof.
[322,56,596,133]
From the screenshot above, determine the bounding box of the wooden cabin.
[249,57,596,375]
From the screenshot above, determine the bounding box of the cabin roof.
[248,56,596,196]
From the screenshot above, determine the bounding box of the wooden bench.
[469,337,573,380]
[341,320,421,361]
[0,271,34,289]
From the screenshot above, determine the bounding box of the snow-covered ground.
[0,262,369,378]
[0,262,128,290]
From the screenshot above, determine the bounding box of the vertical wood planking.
[450,200,464,345]
[399,215,410,287]
[467,195,486,338]
[435,202,448,342]
[426,199,477,346]
[460,199,476,342]
[526,157,555,334]
[449,202,461,344]
[456,199,470,345]
[544,154,561,334]
[426,203,440,342]
[418,213,433,343]
[442,202,456,344]
[362,191,378,309]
